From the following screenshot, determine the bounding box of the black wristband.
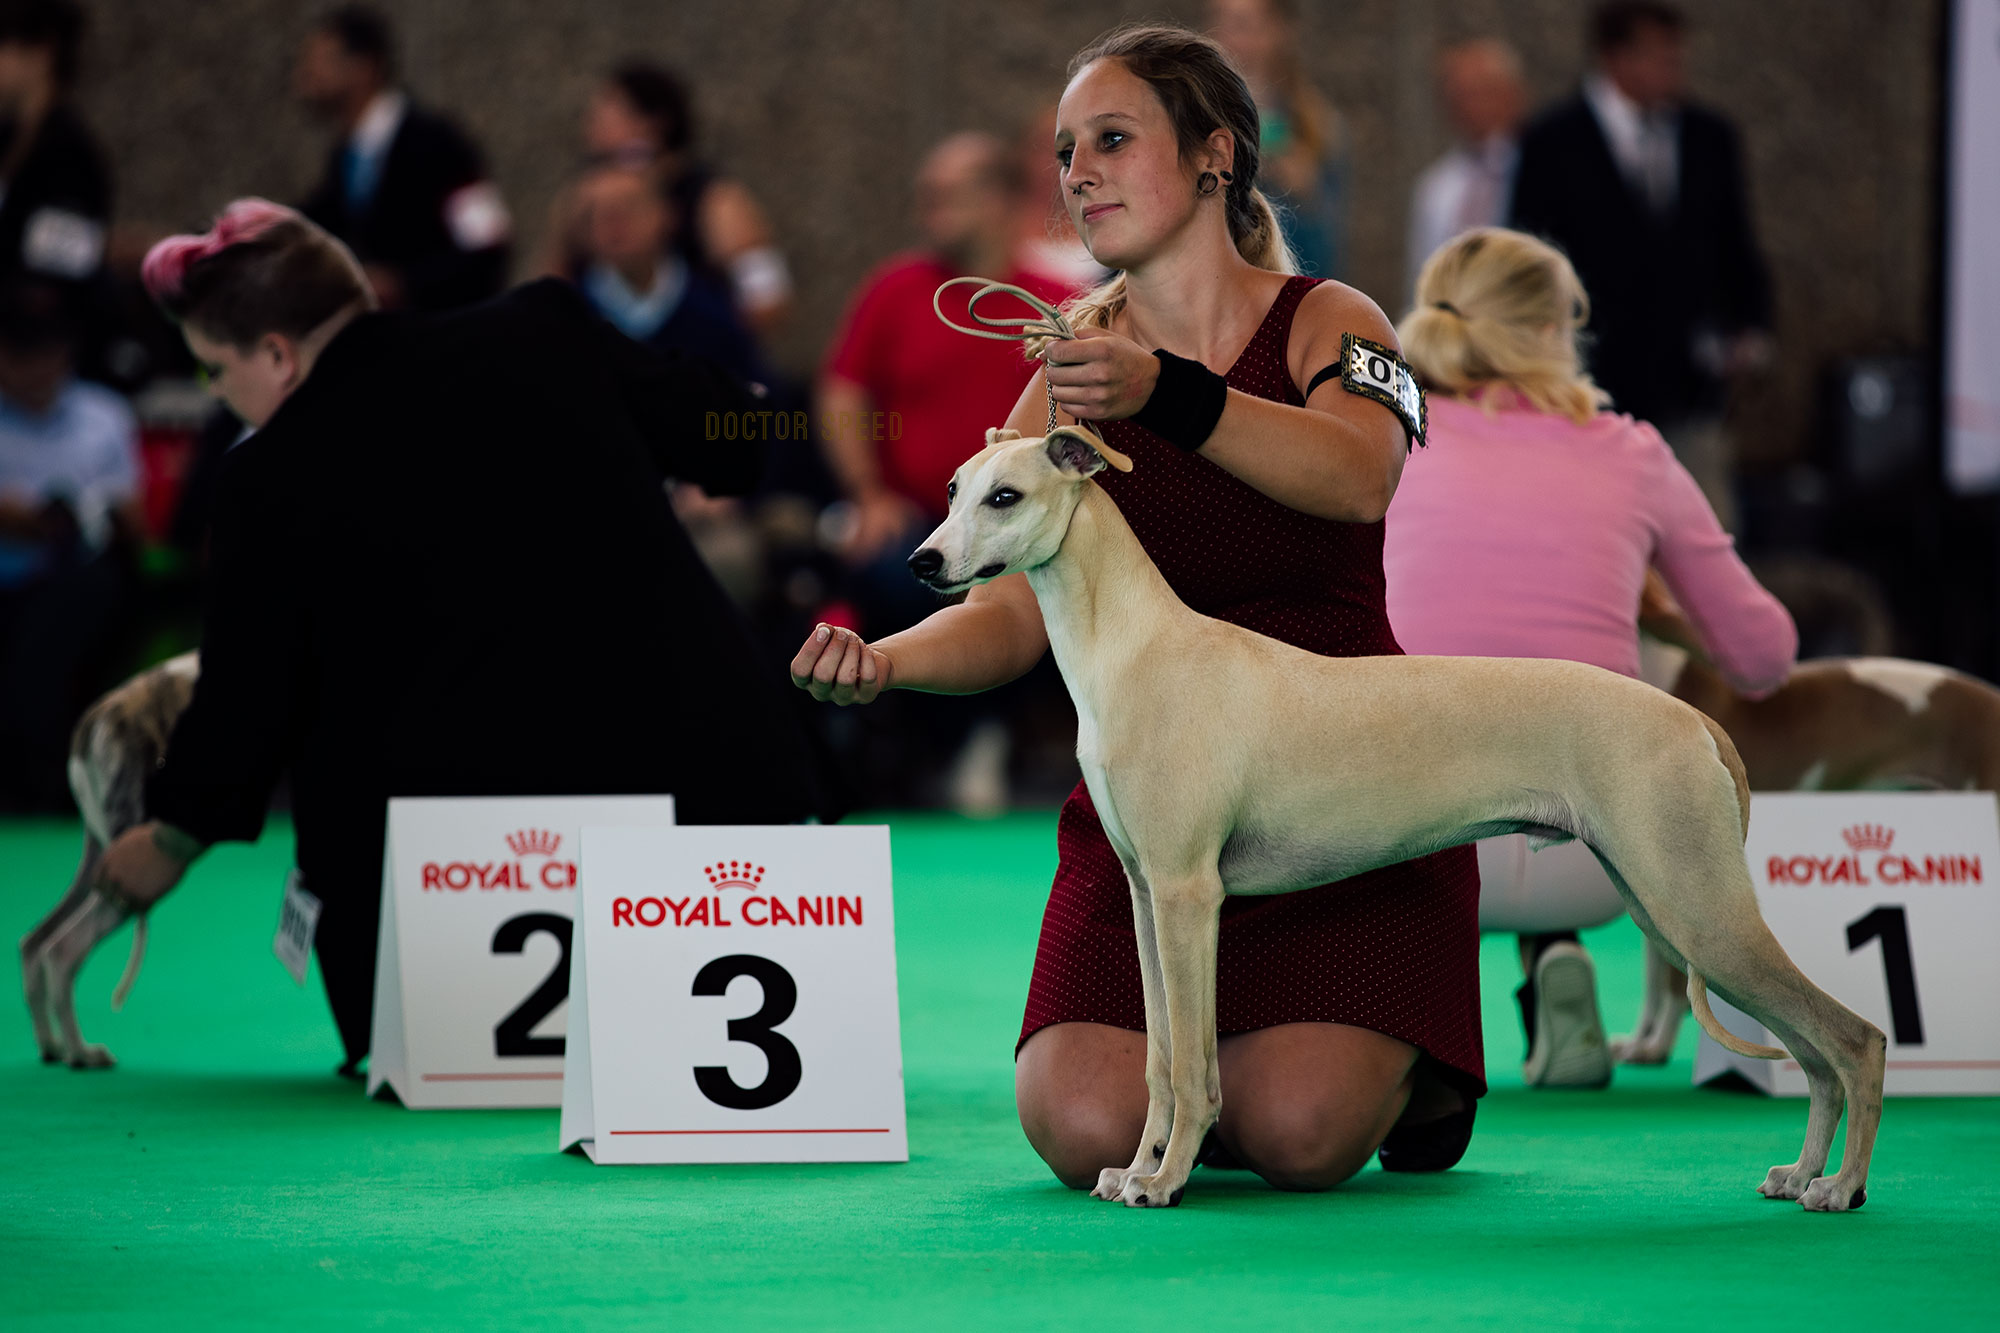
[1131,349,1228,452]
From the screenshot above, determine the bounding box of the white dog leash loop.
[933,277,1074,434]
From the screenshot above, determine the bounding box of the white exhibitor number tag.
[560,824,907,1164]
[1697,792,2000,1096]
[273,870,321,987]
[366,795,676,1109]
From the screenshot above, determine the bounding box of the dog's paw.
[1117,1170,1188,1208]
[1091,1167,1135,1202]
[1799,1176,1865,1213]
[1609,1034,1672,1065]
[66,1043,114,1070]
[1757,1163,1811,1201]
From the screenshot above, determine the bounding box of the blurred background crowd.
[0,0,1984,815]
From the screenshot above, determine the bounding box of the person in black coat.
[101,199,838,1069]
[1507,2,1772,440]
[294,5,508,311]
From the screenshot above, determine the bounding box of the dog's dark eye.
[987,488,1020,508]
[946,481,957,503]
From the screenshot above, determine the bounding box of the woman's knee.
[1213,1022,1419,1192]
[1015,1023,1147,1190]
[1223,1103,1383,1191]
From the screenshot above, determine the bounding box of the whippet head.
[907,426,1132,594]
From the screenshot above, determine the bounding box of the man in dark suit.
[1509,1,1772,525]
[294,5,509,311]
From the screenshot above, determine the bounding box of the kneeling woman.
[99,200,833,1070]
[794,25,1483,1188]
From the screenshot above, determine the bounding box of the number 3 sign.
[1697,792,2000,1096]
[559,824,907,1164]
[367,795,676,1108]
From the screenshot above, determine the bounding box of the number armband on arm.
[1305,333,1429,451]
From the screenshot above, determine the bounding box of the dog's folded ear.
[984,427,1024,445]
[1044,427,1134,477]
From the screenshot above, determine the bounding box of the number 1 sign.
[1696,792,2000,1096]
[367,795,676,1108]
[559,824,907,1164]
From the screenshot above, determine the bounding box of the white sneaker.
[1523,942,1612,1089]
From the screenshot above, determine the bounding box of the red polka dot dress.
[1018,275,1487,1100]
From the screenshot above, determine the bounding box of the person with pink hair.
[97,200,835,1073]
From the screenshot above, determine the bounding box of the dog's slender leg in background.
[22,836,102,1062]
[1612,940,1688,1065]
[36,887,130,1069]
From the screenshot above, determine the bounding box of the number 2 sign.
[559,824,907,1164]
[367,795,676,1108]
[1696,792,2000,1096]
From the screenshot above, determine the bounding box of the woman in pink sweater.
[1384,227,1796,1089]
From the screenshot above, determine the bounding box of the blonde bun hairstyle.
[1398,227,1610,425]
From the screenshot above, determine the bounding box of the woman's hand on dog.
[1043,326,1161,422]
[96,822,199,910]
[791,623,893,706]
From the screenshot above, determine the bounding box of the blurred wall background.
[80,0,1942,472]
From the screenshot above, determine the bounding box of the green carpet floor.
[3,812,1995,1330]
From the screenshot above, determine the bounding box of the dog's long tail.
[1687,969,1785,1059]
[110,914,147,1011]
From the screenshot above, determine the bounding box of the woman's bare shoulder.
[1294,278,1399,349]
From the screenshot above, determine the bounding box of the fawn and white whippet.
[908,426,1885,1211]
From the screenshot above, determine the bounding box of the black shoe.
[1376,1103,1477,1173]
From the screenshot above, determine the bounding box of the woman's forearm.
[876,584,1048,695]
[1196,390,1405,523]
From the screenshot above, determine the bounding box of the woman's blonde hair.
[1028,23,1295,359]
[1398,227,1610,425]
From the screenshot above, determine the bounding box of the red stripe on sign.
[604,1120,896,1128]
[1781,1060,2000,1071]
[420,1073,566,1081]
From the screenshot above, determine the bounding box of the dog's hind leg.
[22,835,101,1063]
[1112,864,1225,1208]
[1603,811,1884,1211]
[1093,864,1179,1203]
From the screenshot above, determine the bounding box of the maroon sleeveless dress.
[1018,275,1486,1099]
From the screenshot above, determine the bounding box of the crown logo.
[505,829,563,857]
[1841,824,1894,852]
[704,859,766,890]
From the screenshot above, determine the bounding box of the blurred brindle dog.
[20,652,197,1068]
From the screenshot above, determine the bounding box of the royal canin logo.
[1841,824,1893,852]
[420,829,577,892]
[1767,821,1978,887]
[614,858,862,929]
[506,829,563,858]
[705,860,766,890]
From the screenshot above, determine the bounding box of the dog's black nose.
[907,548,944,582]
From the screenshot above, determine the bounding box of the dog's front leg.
[1093,872,1177,1202]
[1115,868,1224,1208]
[41,891,129,1069]
[23,837,103,1062]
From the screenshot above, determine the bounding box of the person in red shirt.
[820,131,1080,638]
